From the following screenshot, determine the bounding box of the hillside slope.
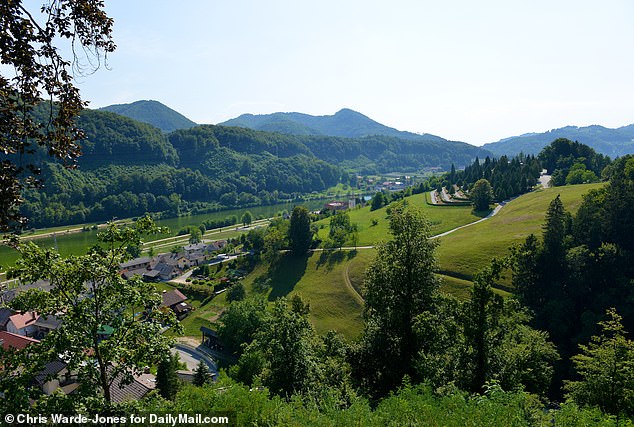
[484,124,634,157]
[100,100,197,132]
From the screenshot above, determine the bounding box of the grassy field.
[242,252,365,339]
[315,192,482,246]
[436,183,604,282]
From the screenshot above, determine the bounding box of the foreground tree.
[461,260,558,395]
[5,217,178,407]
[238,299,322,397]
[565,308,634,417]
[0,0,115,230]
[355,203,440,396]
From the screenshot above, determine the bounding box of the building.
[324,201,348,211]
[0,331,40,350]
[0,307,14,331]
[161,289,192,319]
[6,311,40,337]
[119,257,151,271]
[32,315,62,339]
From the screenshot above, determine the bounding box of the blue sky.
[75,0,634,145]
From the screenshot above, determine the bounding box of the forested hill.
[483,123,634,157]
[99,100,197,132]
[170,124,492,173]
[18,108,490,227]
[220,108,447,142]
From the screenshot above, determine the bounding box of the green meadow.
[315,192,482,247]
[435,183,604,283]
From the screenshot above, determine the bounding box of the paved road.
[173,343,217,374]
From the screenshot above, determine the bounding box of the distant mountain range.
[99,100,197,133]
[220,108,446,142]
[99,99,634,159]
[483,124,634,158]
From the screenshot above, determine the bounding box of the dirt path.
[343,260,364,305]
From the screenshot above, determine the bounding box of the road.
[173,343,217,374]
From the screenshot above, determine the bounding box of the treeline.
[511,155,634,404]
[449,154,541,201]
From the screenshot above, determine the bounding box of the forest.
[15,108,493,228]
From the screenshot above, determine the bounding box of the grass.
[436,183,604,282]
[315,192,482,246]
[242,252,365,340]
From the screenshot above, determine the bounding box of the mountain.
[483,124,634,158]
[99,100,197,132]
[220,108,446,142]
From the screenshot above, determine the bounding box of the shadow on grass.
[315,249,358,272]
[266,253,308,301]
[472,209,492,218]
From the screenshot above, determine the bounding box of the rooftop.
[0,331,40,350]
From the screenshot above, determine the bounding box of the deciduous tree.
[471,179,493,211]
[356,203,439,396]
[0,0,115,230]
[6,216,178,406]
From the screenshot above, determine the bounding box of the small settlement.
[0,239,227,401]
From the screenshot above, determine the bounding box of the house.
[109,371,156,403]
[6,311,40,337]
[183,243,207,255]
[161,289,192,319]
[141,269,161,282]
[32,315,62,339]
[119,257,151,271]
[1,279,53,304]
[324,201,348,211]
[0,331,40,351]
[36,360,79,395]
[121,268,148,280]
[152,262,178,281]
[207,240,227,252]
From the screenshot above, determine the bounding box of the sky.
[70,0,634,146]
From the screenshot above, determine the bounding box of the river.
[0,199,327,269]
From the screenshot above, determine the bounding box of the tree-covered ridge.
[483,123,634,158]
[175,124,491,173]
[509,155,634,404]
[77,109,180,167]
[538,138,610,186]
[220,108,447,141]
[99,99,197,132]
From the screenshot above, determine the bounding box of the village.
[0,238,233,403]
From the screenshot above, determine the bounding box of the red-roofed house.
[6,312,40,337]
[0,331,40,350]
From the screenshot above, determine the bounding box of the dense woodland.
[449,153,542,201]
